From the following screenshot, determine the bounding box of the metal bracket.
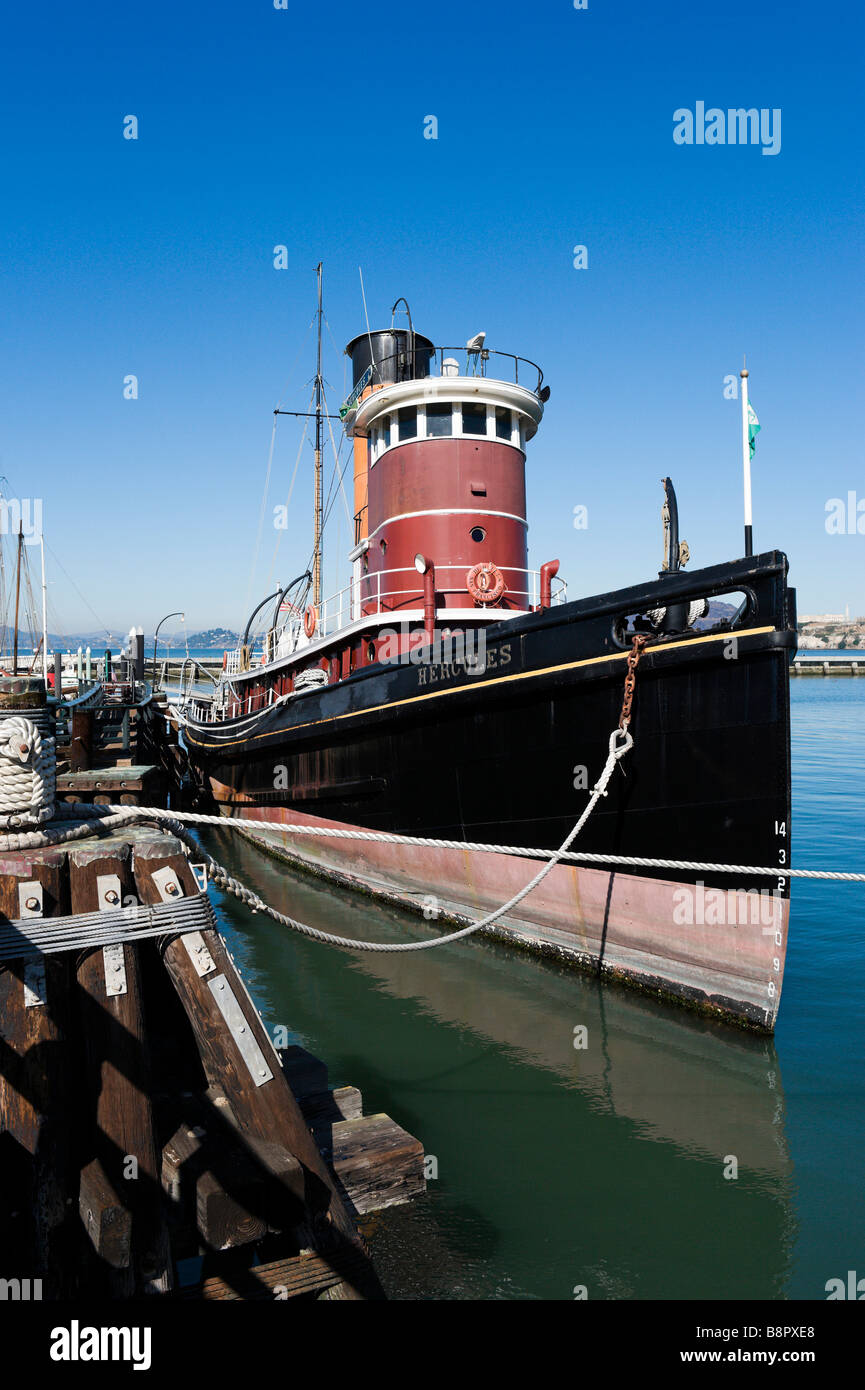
[18,881,44,918]
[208,975,273,1086]
[182,930,216,977]
[19,884,46,1005]
[102,942,127,997]
[151,865,184,903]
[96,874,123,911]
[96,875,127,996]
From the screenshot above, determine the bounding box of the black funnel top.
[345,329,434,388]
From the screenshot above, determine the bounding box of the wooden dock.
[0,676,425,1301]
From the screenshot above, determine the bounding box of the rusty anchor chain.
[618,633,651,733]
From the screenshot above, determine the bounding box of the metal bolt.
[104,890,119,905]
[25,897,39,911]
[165,882,180,896]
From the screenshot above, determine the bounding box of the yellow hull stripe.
[184,625,778,750]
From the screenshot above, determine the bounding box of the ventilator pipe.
[243,588,283,651]
[540,559,560,610]
[272,571,312,630]
[657,477,688,632]
[414,554,437,645]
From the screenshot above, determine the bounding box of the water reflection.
[202,826,797,1300]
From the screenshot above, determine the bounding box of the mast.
[40,532,49,685]
[13,522,22,676]
[313,262,323,610]
[740,360,753,558]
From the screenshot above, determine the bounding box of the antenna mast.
[313,262,323,610]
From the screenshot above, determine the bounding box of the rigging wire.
[44,542,112,640]
[243,315,316,614]
[243,413,279,619]
[264,384,316,591]
[320,384,354,528]
[359,266,377,383]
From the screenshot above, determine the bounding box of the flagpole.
[740,363,753,557]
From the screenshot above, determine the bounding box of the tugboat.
[175,269,797,1032]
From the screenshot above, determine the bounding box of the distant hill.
[181,629,239,650]
[694,599,737,629]
[798,618,865,650]
[0,626,240,651]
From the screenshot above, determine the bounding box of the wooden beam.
[71,840,172,1295]
[176,1247,373,1301]
[0,846,75,1296]
[134,841,383,1299]
[79,1156,133,1269]
[331,1113,426,1216]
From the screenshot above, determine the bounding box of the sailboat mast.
[40,533,49,685]
[313,262,323,611]
[13,523,22,677]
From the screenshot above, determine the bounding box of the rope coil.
[0,715,55,829]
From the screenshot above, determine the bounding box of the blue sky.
[1,0,862,637]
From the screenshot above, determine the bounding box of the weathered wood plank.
[79,1156,133,1269]
[176,1247,372,1301]
[72,840,172,1295]
[331,1114,426,1215]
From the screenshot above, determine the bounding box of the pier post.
[71,842,172,1295]
[133,841,384,1299]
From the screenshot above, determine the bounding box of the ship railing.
[433,347,544,395]
[252,565,567,667]
[340,346,544,415]
[177,657,221,704]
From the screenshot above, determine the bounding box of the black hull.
[184,551,795,901]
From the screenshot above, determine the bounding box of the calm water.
[195,680,864,1301]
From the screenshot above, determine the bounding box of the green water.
[196,680,864,1301]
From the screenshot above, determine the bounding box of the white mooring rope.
[0,728,637,953]
[0,716,56,829]
[0,715,862,957]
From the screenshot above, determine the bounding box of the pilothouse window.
[425,403,452,437]
[462,402,487,436]
[495,406,513,440]
[398,407,417,441]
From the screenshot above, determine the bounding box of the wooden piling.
[0,816,421,1301]
[71,841,172,1295]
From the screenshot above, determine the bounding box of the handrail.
[342,345,544,403]
[177,657,220,701]
[56,679,104,711]
[232,564,568,673]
